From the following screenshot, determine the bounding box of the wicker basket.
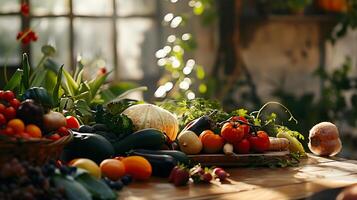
[0,130,73,165]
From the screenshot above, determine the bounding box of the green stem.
[254,101,298,124]
[29,55,47,83]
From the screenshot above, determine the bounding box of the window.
[0,0,160,81]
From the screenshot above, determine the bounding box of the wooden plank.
[119,155,357,200]
[188,151,290,167]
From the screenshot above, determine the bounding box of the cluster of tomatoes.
[0,90,71,141]
[200,116,270,154]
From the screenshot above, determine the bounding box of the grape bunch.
[0,158,66,200]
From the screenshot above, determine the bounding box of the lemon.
[70,158,101,179]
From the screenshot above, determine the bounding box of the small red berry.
[57,126,69,136]
[0,114,6,125]
[0,104,5,114]
[48,133,61,141]
[3,90,15,102]
[9,99,21,109]
[3,107,16,120]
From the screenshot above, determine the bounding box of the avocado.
[61,131,114,164]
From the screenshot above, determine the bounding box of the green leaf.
[75,99,93,117]
[4,69,23,91]
[21,53,31,90]
[75,173,116,200]
[31,69,48,87]
[106,99,138,115]
[109,86,148,103]
[231,108,248,117]
[88,73,109,100]
[74,61,84,81]
[76,69,84,86]
[52,175,92,200]
[62,68,79,96]
[53,65,63,106]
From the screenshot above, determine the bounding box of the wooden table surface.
[119,154,357,200]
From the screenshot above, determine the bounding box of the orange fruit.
[200,131,224,153]
[100,159,126,181]
[25,124,42,138]
[7,119,25,133]
[121,156,152,181]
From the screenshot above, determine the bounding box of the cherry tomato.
[234,138,250,154]
[0,104,5,114]
[248,131,270,153]
[0,90,4,100]
[65,116,80,129]
[48,133,61,141]
[3,107,16,120]
[19,132,31,139]
[220,122,245,143]
[3,90,15,102]
[57,126,69,136]
[3,127,15,136]
[9,99,21,109]
[0,114,6,126]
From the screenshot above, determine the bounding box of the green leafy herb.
[95,105,133,138]
[276,125,305,141]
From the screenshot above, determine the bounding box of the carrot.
[268,137,290,151]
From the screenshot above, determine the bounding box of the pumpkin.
[308,122,342,156]
[122,104,179,141]
[316,0,348,13]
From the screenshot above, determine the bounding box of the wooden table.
[119,154,357,200]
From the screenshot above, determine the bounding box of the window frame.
[0,0,161,81]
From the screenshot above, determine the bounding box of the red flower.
[98,67,107,75]
[16,29,38,45]
[20,3,29,16]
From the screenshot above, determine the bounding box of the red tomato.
[220,122,245,143]
[0,104,5,114]
[3,107,16,120]
[248,131,270,153]
[0,114,6,125]
[3,90,15,102]
[3,127,15,136]
[66,116,80,129]
[234,138,250,154]
[231,116,250,134]
[57,126,69,136]
[48,133,61,141]
[9,99,21,109]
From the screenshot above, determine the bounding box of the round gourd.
[122,104,179,141]
[308,122,342,156]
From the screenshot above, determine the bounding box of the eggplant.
[61,132,114,164]
[130,149,190,165]
[128,150,177,177]
[182,115,213,136]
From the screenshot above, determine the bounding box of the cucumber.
[130,149,190,166]
[113,128,167,155]
[127,151,177,177]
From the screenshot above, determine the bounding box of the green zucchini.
[130,149,190,165]
[113,128,167,155]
